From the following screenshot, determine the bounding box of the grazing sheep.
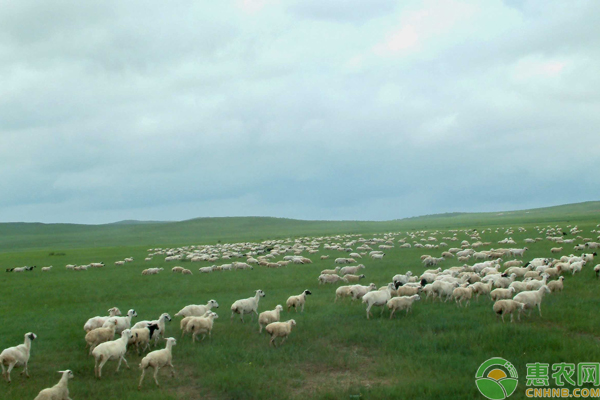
[362,283,395,319]
[513,286,551,317]
[387,295,421,318]
[34,370,74,400]
[318,274,346,284]
[339,264,366,276]
[83,307,122,332]
[286,290,312,313]
[258,305,283,333]
[493,300,526,323]
[490,287,516,302]
[547,276,565,292]
[344,274,366,283]
[175,300,219,318]
[230,290,266,322]
[265,319,296,347]
[85,319,118,355]
[0,332,37,383]
[92,329,133,378]
[138,337,176,389]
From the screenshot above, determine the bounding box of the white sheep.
[132,313,172,347]
[344,274,366,283]
[92,329,133,378]
[493,300,526,323]
[320,267,340,275]
[258,305,283,333]
[318,274,346,284]
[431,280,459,302]
[41,266,53,272]
[490,287,516,302]
[265,319,296,347]
[103,309,137,335]
[386,295,421,318]
[339,264,366,276]
[362,283,395,319]
[83,307,122,332]
[0,332,37,383]
[33,370,74,400]
[174,300,219,318]
[230,290,265,322]
[547,276,565,292]
[349,283,377,301]
[392,271,413,286]
[138,337,176,389]
[85,319,118,355]
[452,286,473,307]
[513,285,551,317]
[129,324,161,355]
[186,312,219,342]
[286,290,312,313]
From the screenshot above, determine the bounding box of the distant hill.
[0,201,598,252]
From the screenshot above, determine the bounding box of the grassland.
[1,202,600,399]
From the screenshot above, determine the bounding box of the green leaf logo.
[475,358,519,399]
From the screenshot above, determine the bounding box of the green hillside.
[1,201,598,252]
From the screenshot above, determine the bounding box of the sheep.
[132,313,172,347]
[370,253,385,260]
[505,266,531,278]
[92,329,133,378]
[571,261,585,275]
[186,312,219,342]
[115,261,125,266]
[339,264,366,276]
[85,319,118,355]
[258,305,283,333]
[344,274,366,283]
[362,283,395,319]
[230,290,266,322]
[171,266,184,273]
[494,273,517,289]
[547,276,565,292]
[265,319,296,347]
[490,287,516,302]
[138,337,176,389]
[175,300,219,318]
[129,324,160,355]
[513,286,551,317]
[334,285,355,302]
[33,370,74,400]
[103,309,137,335]
[349,283,377,301]
[83,307,122,332]
[551,247,563,253]
[392,271,413,286]
[0,332,37,383]
[318,274,346,284]
[452,286,473,307]
[396,286,422,297]
[199,266,214,273]
[286,290,312,313]
[526,274,549,291]
[508,280,529,293]
[493,300,526,323]
[41,266,53,272]
[386,294,421,318]
[595,264,600,278]
[470,281,493,300]
[503,260,523,268]
[182,269,192,275]
[431,280,459,302]
[320,267,340,275]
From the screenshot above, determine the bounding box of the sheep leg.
[389,309,395,319]
[280,336,287,346]
[97,356,108,378]
[168,362,175,377]
[538,304,542,317]
[270,336,276,347]
[366,304,372,319]
[153,366,161,387]
[138,368,146,389]
[117,355,130,371]
[21,361,29,378]
[510,313,514,323]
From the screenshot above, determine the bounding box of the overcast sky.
[1,0,599,224]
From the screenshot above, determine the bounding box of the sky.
[1,0,599,224]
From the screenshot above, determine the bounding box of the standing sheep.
[493,300,526,323]
[230,290,266,323]
[258,305,284,333]
[0,332,37,383]
[92,329,133,378]
[386,295,421,318]
[513,286,551,317]
[138,337,176,389]
[362,283,395,319]
[265,320,296,347]
[33,370,74,400]
[286,290,312,313]
[174,300,219,318]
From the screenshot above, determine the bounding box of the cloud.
[0,0,598,223]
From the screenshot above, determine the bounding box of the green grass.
[1,202,600,399]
